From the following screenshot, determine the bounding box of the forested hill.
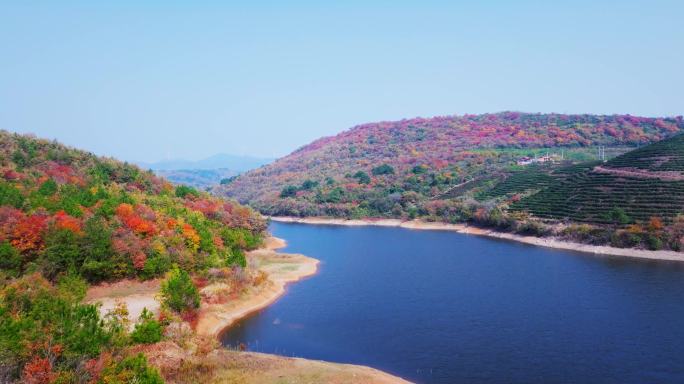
[216,112,684,218]
[0,130,266,282]
[0,131,267,382]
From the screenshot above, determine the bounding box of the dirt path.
[593,165,684,180]
[86,278,161,326]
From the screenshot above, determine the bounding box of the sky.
[1,1,682,162]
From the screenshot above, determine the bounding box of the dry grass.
[144,343,410,384]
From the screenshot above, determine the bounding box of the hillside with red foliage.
[217,112,684,218]
[0,130,266,282]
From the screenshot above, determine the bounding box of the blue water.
[222,222,684,383]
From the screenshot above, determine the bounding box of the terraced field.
[511,134,684,224]
[607,133,684,172]
[477,161,602,201]
[511,173,684,223]
[476,166,556,200]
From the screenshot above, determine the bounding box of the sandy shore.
[195,237,319,338]
[270,216,684,263]
[145,341,412,384]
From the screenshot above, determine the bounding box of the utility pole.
[597,146,606,162]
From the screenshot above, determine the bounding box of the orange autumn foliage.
[115,203,134,217]
[182,223,200,251]
[11,214,48,252]
[53,211,81,234]
[116,203,156,237]
[124,215,156,237]
[649,216,664,232]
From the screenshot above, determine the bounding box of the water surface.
[223,222,684,383]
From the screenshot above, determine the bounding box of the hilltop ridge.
[216,112,683,219]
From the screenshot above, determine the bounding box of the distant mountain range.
[138,153,274,172]
[154,168,238,189]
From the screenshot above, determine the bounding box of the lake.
[222,222,684,383]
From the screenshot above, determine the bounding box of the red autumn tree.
[11,214,48,253]
[22,356,55,384]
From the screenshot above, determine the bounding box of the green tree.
[130,308,163,345]
[175,185,199,199]
[280,185,298,198]
[300,179,319,190]
[38,179,57,196]
[325,187,345,203]
[226,249,247,268]
[100,353,164,384]
[371,164,395,175]
[0,275,114,377]
[0,181,24,208]
[56,273,87,302]
[41,228,81,280]
[80,218,115,282]
[353,171,371,184]
[608,207,630,225]
[160,266,199,313]
[141,255,171,280]
[0,242,21,277]
[412,165,427,174]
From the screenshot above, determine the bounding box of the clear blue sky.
[1,1,682,162]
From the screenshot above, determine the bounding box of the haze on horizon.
[1,0,682,163]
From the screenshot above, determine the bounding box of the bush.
[646,234,663,250]
[280,185,298,198]
[100,353,164,384]
[175,185,199,199]
[0,181,24,208]
[300,179,318,190]
[0,242,21,277]
[141,255,171,280]
[81,260,115,283]
[80,218,116,282]
[41,228,82,280]
[160,266,200,313]
[130,308,163,344]
[38,179,57,196]
[372,164,395,175]
[412,165,427,174]
[606,207,631,225]
[56,273,87,302]
[226,249,247,268]
[353,171,371,184]
[221,227,262,251]
[0,275,115,381]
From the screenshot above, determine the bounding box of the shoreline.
[193,236,412,383]
[88,237,412,383]
[270,216,684,263]
[196,236,320,338]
